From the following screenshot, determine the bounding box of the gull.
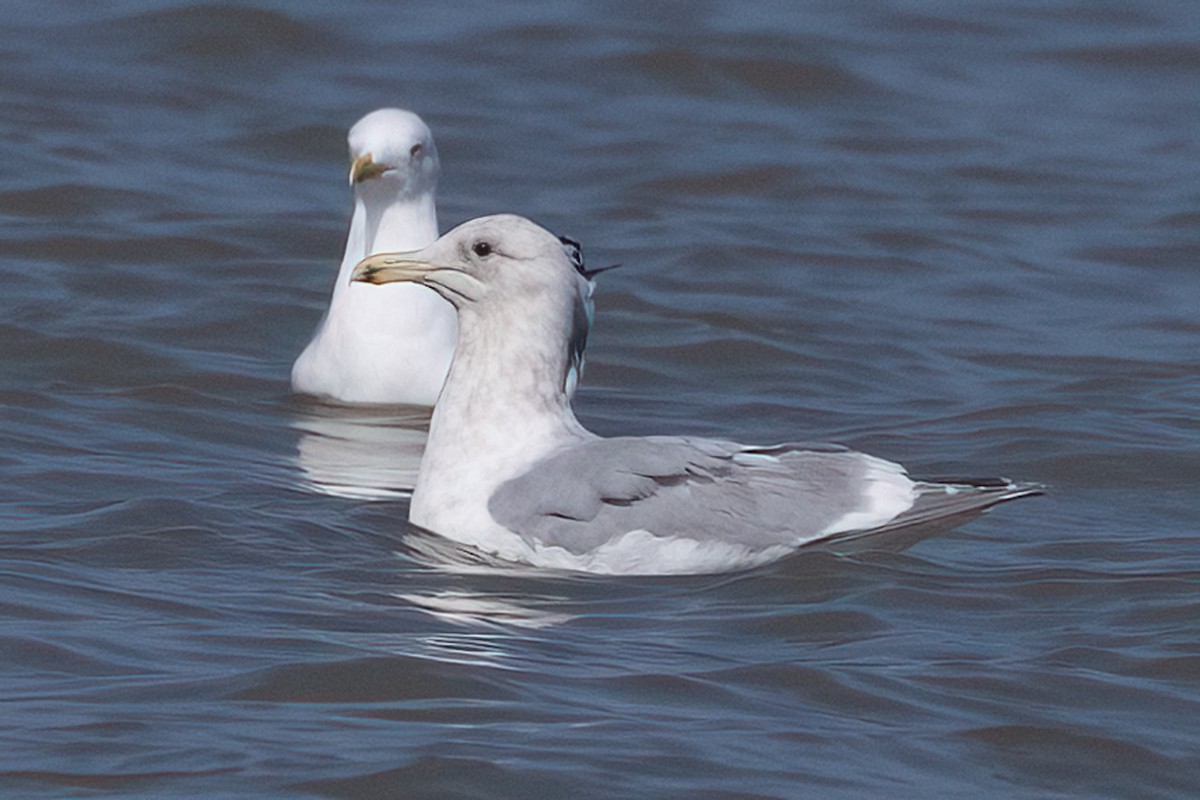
[352,215,1040,575]
[292,108,455,405]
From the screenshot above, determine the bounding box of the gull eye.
[472,241,493,258]
[410,143,423,158]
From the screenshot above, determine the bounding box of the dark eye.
[472,241,493,257]
[410,143,423,158]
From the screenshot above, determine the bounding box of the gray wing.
[488,436,895,555]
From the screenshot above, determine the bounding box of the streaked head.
[350,214,587,311]
[346,108,439,197]
[353,214,597,394]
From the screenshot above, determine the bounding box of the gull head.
[346,108,439,198]
[350,214,588,313]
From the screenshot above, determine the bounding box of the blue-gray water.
[3,1,1199,797]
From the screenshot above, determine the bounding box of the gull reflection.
[292,404,430,500]
[396,528,580,629]
[397,591,575,629]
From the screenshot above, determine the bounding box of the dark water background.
[3,1,1199,797]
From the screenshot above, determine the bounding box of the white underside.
[293,187,453,406]
[525,530,794,575]
[292,281,455,405]
[408,519,794,576]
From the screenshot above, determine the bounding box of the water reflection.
[291,403,429,500]
[399,591,576,630]
[395,527,582,628]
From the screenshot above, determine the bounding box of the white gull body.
[352,215,1040,575]
[292,108,456,405]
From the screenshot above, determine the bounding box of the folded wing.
[488,437,938,557]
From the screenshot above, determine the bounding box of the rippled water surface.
[3,1,1199,797]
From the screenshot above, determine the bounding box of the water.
[2,1,1198,797]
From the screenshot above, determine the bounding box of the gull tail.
[819,477,1044,555]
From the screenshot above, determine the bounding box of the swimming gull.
[351,214,1041,575]
[292,108,455,405]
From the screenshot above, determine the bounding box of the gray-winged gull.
[352,214,1040,575]
[292,108,456,405]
